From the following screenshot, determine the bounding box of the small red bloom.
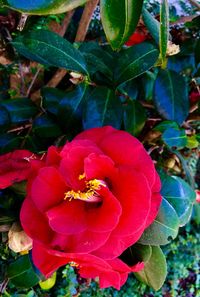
[17,126,161,289]
[196,190,200,203]
[0,150,35,189]
[125,32,146,46]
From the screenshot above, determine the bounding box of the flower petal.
[31,167,67,212]
[47,200,87,234]
[20,198,53,244]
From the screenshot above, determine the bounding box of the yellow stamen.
[64,179,106,202]
[79,173,86,180]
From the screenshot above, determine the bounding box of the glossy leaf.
[101,0,144,50]
[160,0,169,66]
[154,120,178,132]
[83,87,122,129]
[115,43,159,86]
[121,244,152,267]
[139,198,179,245]
[3,0,88,15]
[12,30,88,75]
[1,98,38,124]
[124,100,147,136]
[142,8,159,44]
[154,69,189,124]
[0,134,21,154]
[161,175,196,226]
[195,38,200,65]
[58,84,87,130]
[42,88,62,115]
[162,127,187,149]
[7,255,40,288]
[135,246,167,291]
[0,106,10,132]
[33,115,62,138]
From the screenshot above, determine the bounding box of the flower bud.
[8,222,32,253]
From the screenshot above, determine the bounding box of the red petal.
[31,167,67,212]
[51,228,110,253]
[84,153,116,180]
[47,200,87,234]
[45,146,62,166]
[86,186,122,233]
[0,150,33,189]
[20,198,53,244]
[111,166,151,236]
[59,140,102,190]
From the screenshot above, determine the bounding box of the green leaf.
[42,87,62,115]
[3,0,88,15]
[101,0,144,50]
[115,43,159,86]
[12,30,88,75]
[0,134,21,154]
[162,127,187,149]
[120,244,152,267]
[161,174,196,226]
[195,38,200,66]
[139,198,179,245]
[159,0,169,67]
[153,120,178,133]
[0,105,10,132]
[124,100,147,136]
[186,135,199,149]
[134,246,167,291]
[7,255,32,278]
[1,98,38,125]
[33,114,62,138]
[58,84,87,130]
[154,69,189,124]
[7,255,40,289]
[83,87,122,129]
[142,8,159,44]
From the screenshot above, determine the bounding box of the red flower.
[18,126,161,288]
[0,150,35,189]
[125,32,147,46]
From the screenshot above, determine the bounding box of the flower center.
[64,176,106,203]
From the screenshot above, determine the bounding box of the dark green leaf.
[1,98,38,124]
[162,127,187,149]
[115,43,159,86]
[154,69,189,124]
[142,8,159,44]
[139,198,179,245]
[195,38,200,65]
[161,174,196,226]
[12,30,88,75]
[33,114,62,138]
[58,84,86,130]
[118,80,138,99]
[124,100,147,136]
[7,255,40,288]
[42,87,62,115]
[120,244,152,267]
[7,255,32,278]
[101,0,144,50]
[135,246,167,291]
[0,106,10,132]
[0,134,21,154]
[83,87,122,129]
[160,0,169,66]
[83,53,113,79]
[4,0,87,15]
[154,120,178,132]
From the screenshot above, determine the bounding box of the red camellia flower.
[14,126,161,289]
[125,32,147,46]
[0,150,35,189]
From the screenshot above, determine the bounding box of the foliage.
[0,0,199,295]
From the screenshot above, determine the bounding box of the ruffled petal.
[47,200,87,234]
[31,167,68,212]
[20,198,53,244]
